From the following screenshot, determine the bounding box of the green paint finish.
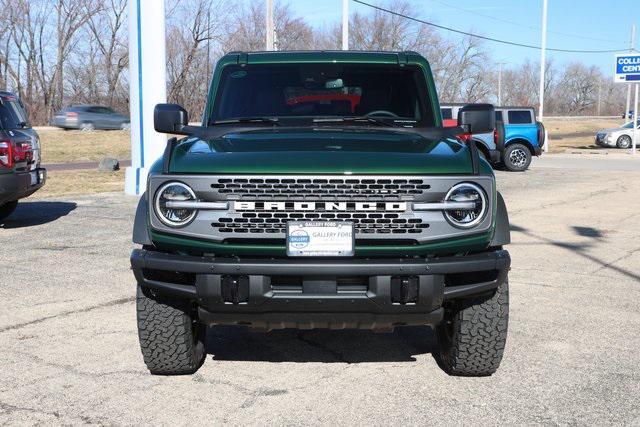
[151,229,493,257]
[168,129,475,175]
[148,51,498,257]
[203,51,442,128]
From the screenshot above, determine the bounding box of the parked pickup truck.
[0,92,46,221]
[132,51,512,377]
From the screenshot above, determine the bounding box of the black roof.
[226,49,421,55]
[440,103,535,110]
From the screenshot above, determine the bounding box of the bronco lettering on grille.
[233,201,408,212]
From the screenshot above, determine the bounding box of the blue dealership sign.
[614,53,640,83]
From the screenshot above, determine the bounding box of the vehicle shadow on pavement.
[205,325,437,363]
[0,201,77,229]
[510,223,640,282]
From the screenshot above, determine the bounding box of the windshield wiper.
[313,116,400,127]
[213,117,280,125]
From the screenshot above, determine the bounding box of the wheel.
[80,122,95,132]
[435,277,509,376]
[503,143,531,171]
[120,122,131,131]
[0,201,18,221]
[617,135,632,149]
[136,285,206,375]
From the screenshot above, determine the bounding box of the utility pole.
[538,0,548,122]
[342,0,349,50]
[625,25,636,121]
[597,81,601,116]
[634,83,638,155]
[206,12,211,79]
[266,0,274,51]
[497,62,507,106]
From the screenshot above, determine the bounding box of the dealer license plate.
[286,221,355,257]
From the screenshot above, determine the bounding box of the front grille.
[149,174,495,244]
[211,177,430,200]
[212,211,430,235]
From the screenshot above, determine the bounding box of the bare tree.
[223,1,315,52]
[349,1,437,52]
[85,0,128,107]
[554,63,601,114]
[165,0,230,117]
[3,0,55,123]
[0,0,629,123]
[51,0,101,115]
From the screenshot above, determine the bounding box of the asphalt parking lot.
[1,153,639,425]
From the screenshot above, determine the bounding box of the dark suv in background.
[0,91,46,221]
[51,105,130,131]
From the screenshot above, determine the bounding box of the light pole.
[497,62,507,106]
[625,25,636,121]
[538,0,548,122]
[266,0,274,51]
[634,84,638,155]
[342,0,349,50]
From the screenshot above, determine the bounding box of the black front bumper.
[0,168,46,206]
[131,249,510,330]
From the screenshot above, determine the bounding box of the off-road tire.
[136,285,206,375]
[503,143,531,171]
[617,135,632,149]
[435,278,509,376]
[0,201,18,221]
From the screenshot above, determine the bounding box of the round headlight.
[154,182,197,227]
[444,183,487,228]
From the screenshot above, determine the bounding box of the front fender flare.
[490,191,510,247]
[133,192,153,245]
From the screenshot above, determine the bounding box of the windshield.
[622,120,640,129]
[0,95,29,130]
[211,63,433,126]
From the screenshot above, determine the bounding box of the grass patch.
[33,169,125,199]
[545,118,626,153]
[38,129,131,164]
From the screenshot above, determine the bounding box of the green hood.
[168,128,475,175]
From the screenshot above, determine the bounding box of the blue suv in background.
[473,107,545,171]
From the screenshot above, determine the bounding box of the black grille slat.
[211,177,430,200]
[212,212,427,234]
[208,176,433,236]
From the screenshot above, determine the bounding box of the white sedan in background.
[595,120,639,148]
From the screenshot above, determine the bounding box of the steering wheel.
[365,110,399,118]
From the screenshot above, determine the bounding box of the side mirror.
[154,104,189,134]
[458,103,495,134]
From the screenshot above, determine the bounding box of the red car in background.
[440,103,465,127]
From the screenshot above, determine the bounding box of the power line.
[353,0,629,53]
[426,0,620,44]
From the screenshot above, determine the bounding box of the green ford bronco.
[131,51,511,376]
